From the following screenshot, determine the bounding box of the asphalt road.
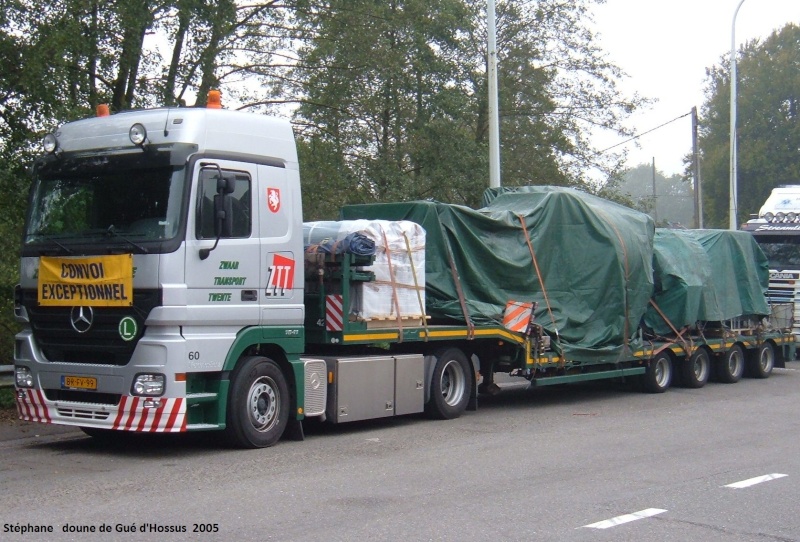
[1,367,799,542]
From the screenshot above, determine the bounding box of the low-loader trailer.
[13,103,795,447]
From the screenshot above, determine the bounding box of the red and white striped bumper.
[15,389,187,432]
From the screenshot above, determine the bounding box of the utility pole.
[729,0,747,230]
[652,158,658,225]
[487,0,501,187]
[692,106,703,228]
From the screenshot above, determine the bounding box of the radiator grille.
[22,288,161,365]
[55,407,111,420]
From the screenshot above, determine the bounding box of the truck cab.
[742,185,800,342]
[14,106,306,439]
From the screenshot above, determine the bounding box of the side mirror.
[199,166,236,260]
[217,175,236,195]
[213,192,233,238]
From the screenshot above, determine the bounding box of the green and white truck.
[13,103,795,448]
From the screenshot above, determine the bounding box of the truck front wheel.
[426,348,470,420]
[226,356,289,448]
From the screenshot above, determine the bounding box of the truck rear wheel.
[681,349,710,388]
[426,347,470,420]
[716,344,744,383]
[226,356,289,448]
[746,342,774,379]
[642,352,672,393]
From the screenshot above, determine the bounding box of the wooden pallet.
[361,315,429,329]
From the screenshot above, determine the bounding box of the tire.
[716,344,745,383]
[425,348,471,419]
[642,352,672,393]
[681,349,711,389]
[746,342,774,379]
[225,356,289,448]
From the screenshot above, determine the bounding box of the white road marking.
[583,508,667,529]
[724,473,787,489]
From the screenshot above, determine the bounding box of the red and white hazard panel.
[112,397,187,432]
[326,294,343,331]
[15,389,51,423]
[503,301,534,333]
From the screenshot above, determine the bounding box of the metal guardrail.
[0,364,13,388]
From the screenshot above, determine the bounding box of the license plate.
[61,375,98,391]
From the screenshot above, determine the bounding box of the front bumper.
[15,389,187,432]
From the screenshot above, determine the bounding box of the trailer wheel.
[225,356,289,448]
[746,342,774,379]
[716,344,745,383]
[642,352,672,393]
[681,349,710,389]
[426,348,470,419]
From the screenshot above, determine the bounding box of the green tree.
[292,0,644,220]
[477,0,644,188]
[291,0,480,219]
[699,23,800,227]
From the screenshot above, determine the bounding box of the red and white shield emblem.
[267,188,281,213]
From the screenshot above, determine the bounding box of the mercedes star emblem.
[70,306,94,333]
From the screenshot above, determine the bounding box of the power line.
[596,111,692,155]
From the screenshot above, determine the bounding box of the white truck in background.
[742,186,800,343]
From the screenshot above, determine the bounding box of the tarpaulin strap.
[404,232,428,340]
[518,215,560,352]
[648,299,694,356]
[652,341,673,357]
[380,227,403,342]
[440,223,475,339]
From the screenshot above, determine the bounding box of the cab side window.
[197,169,252,239]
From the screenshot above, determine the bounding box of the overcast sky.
[590,0,798,177]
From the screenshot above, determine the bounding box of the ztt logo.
[266,254,295,297]
[267,188,281,213]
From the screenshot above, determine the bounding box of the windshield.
[754,236,800,271]
[25,160,185,247]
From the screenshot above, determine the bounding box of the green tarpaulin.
[691,229,769,319]
[645,229,770,334]
[644,229,716,335]
[342,187,771,361]
[343,186,655,361]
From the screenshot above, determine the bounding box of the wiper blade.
[106,225,148,254]
[50,239,74,254]
[25,232,74,255]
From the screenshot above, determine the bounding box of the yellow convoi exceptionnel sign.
[38,254,133,307]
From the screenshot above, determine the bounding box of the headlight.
[788,212,797,222]
[15,366,33,388]
[129,123,147,146]
[764,212,774,222]
[776,212,786,222]
[132,373,165,396]
[43,133,58,154]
